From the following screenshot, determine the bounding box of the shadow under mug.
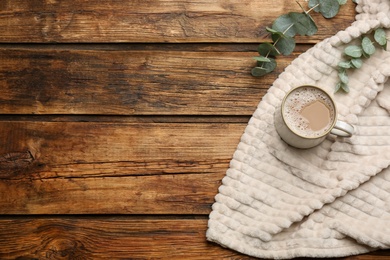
[274,85,354,149]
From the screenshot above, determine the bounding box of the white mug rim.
[281,85,338,140]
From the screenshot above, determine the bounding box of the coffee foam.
[283,87,335,138]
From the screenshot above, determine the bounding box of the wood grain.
[0,174,222,214]
[0,0,356,43]
[0,121,243,170]
[0,217,389,259]
[0,121,243,214]
[0,47,294,115]
[0,217,242,259]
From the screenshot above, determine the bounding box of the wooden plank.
[0,47,297,115]
[0,217,389,259]
[0,217,245,259]
[0,173,222,214]
[0,0,356,43]
[0,121,243,169]
[0,121,244,214]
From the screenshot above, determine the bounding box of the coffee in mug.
[274,85,354,149]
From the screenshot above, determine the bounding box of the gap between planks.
[0,42,313,52]
[0,115,251,123]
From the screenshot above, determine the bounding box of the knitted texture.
[206,0,390,258]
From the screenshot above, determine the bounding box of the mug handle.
[330,120,354,137]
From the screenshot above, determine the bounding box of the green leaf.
[308,0,321,12]
[335,82,342,93]
[257,43,279,56]
[269,29,285,40]
[362,36,376,55]
[266,27,279,34]
[338,61,351,69]
[272,14,297,37]
[251,67,269,77]
[273,34,296,55]
[309,0,340,18]
[251,58,277,77]
[345,45,362,58]
[335,82,349,93]
[338,0,347,4]
[261,57,277,71]
[253,56,271,62]
[289,12,318,36]
[351,58,363,68]
[341,83,350,93]
[272,12,317,37]
[374,28,387,49]
[338,70,349,84]
[363,51,371,58]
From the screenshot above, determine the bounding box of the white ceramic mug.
[274,85,354,149]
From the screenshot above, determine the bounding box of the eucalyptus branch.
[251,0,345,77]
[252,0,385,95]
[335,28,388,93]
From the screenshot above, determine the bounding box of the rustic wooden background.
[1,0,389,259]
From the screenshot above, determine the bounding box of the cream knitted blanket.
[206,0,390,258]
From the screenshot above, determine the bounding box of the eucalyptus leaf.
[251,67,269,77]
[335,82,349,93]
[341,83,350,93]
[308,0,321,12]
[266,27,279,34]
[309,0,340,18]
[345,45,362,58]
[260,57,277,71]
[338,70,349,84]
[338,0,347,4]
[289,12,318,36]
[362,36,376,55]
[269,30,285,40]
[251,58,277,76]
[272,12,317,37]
[351,58,363,68]
[335,82,342,93]
[257,43,280,56]
[253,56,271,62]
[362,51,371,59]
[273,34,296,55]
[374,28,387,48]
[338,61,351,69]
[272,14,297,37]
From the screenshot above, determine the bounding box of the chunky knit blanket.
[206,0,390,258]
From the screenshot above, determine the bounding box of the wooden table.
[1,1,389,259]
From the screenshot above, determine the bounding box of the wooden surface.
[1,0,389,259]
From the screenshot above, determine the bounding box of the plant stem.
[305,3,320,14]
[296,1,306,12]
[282,23,295,35]
[260,18,295,69]
[297,1,318,25]
[260,1,317,70]
[296,0,319,14]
